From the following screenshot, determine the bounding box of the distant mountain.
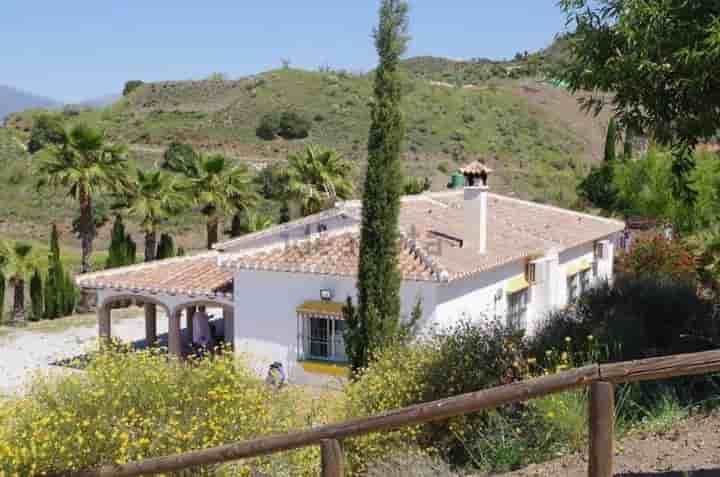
[74,93,121,109]
[0,85,60,120]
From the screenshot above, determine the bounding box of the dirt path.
[496,412,720,477]
[0,310,169,396]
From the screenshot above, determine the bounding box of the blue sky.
[0,2,567,103]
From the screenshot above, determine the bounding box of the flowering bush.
[344,320,553,472]
[618,235,698,284]
[0,344,336,476]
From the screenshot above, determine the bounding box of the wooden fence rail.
[63,349,720,477]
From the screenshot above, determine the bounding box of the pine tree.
[44,224,65,319]
[29,269,43,321]
[156,233,176,259]
[352,0,409,374]
[604,117,617,163]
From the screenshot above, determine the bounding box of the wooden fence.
[64,349,720,477]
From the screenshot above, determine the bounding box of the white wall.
[232,270,436,385]
[434,260,525,329]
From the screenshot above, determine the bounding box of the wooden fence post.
[588,381,614,477]
[320,439,344,477]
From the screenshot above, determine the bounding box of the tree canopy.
[560,0,720,199]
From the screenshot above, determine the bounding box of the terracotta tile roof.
[76,253,233,298]
[220,191,624,283]
[220,230,438,282]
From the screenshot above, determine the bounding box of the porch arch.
[173,298,235,348]
[96,292,174,354]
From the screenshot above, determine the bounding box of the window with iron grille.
[299,316,348,363]
[507,290,528,331]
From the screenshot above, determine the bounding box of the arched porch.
[76,253,235,358]
[96,290,234,358]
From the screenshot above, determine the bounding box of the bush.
[403,176,431,195]
[256,111,311,140]
[0,346,331,476]
[619,235,698,284]
[345,320,548,471]
[161,142,197,174]
[27,113,65,154]
[122,80,144,97]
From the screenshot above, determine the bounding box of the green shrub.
[122,80,144,97]
[27,113,65,154]
[256,111,311,140]
[437,161,450,174]
[403,176,430,195]
[161,142,197,174]
[0,346,333,476]
[346,320,546,471]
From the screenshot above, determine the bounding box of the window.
[301,317,347,363]
[567,274,579,302]
[580,269,591,294]
[507,290,528,330]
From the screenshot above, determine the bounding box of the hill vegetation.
[0,40,606,255]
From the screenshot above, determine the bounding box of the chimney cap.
[459,161,492,187]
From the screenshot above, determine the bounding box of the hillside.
[1,54,609,255]
[0,85,60,120]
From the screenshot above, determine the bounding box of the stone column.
[223,307,234,347]
[144,303,157,346]
[186,308,194,347]
[168,309,183,358]
[98,306,111,348]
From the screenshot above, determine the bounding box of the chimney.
[460,161,492,254]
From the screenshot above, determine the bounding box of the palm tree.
[35,124,129,274]
[285,145,354,216]
[0,242,41,322]
[185,154,257,249]
[118,169,188,261]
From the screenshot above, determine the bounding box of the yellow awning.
[506,274,530,294]
[566,259,592,277]
[296,300,345,319]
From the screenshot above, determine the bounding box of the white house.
[77,163,625,383]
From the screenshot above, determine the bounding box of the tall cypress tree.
[106,215,135,268]
[623,127,634,160]
[156,233,176,259]
[44,224,64,319]
[29,268,43,321]
[604,117,617,163]
[351,0,409,374]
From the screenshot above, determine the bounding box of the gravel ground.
[0,311,169,396]
[495,411,720,477]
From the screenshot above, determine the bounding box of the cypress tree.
[106,215,135,268]
[44,224,64,319]
[29,269,43,321]
[604,117,617,162]
[624,127,634,160]
[352,0,409,374]
[62,271,77,316]
[156,233,176,259]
